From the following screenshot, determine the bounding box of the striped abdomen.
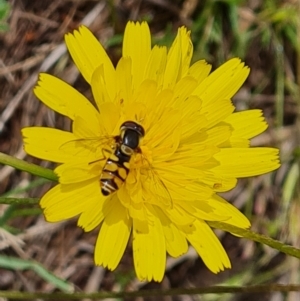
[100,147,130,196]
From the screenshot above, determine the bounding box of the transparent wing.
[59,135,117,160]
[140,154,173,209]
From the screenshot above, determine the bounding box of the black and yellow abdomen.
[100,148,131,196]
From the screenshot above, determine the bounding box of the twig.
[0,54,46,76]
[2,284,300,299]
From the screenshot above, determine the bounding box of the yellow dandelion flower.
[22,21,280,282]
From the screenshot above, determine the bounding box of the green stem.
[10,208,42,217]
[208,221,300,259]
[0,152,57,182]
[1,284,300,299]
[0,198,39,205]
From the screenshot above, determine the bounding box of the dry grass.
[0,0,299,300]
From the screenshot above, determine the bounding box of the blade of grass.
[0,255,74,293]
[1,178,51,197]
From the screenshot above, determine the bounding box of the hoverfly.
[61,120,171,206]
[100,121,144,196]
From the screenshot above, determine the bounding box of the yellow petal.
[180,201,231,222]
[133,205,166,282]
[165,223,188,257]
[224,109,268,139]
[184,219,231,273]
[213,147,280,177]
[163,27,193,88]
[168,143,217,167]
[163,41,181,89]
[72,115,103,139]
[205,194,250,228]
[40,180,99,222]
[122,22,151,89]
[193,58,250,104]
[173,76,198,108]
[202,125,232,146]
[183,127,231,150]
[22,127,75,163]
[201,98,235,129]
[180,104,206,140]
[198,170,238,192]
[166,204,196,226]
[130,79,158,128]
[145,89,174,128]
[55,161,100,184]
[95,198,131,270]
[158,173,214,201]
[180,97,234,140]
[147,109,181,154]
[188,60,212,84]
[34,74,100,129]
[77,194,109,232]
[144,45,167,86]
[115,57,133,103]
[65,26,116,100]
[97,102,120,135]
[177,27,193,77]
[155,207,188,257]
[91,64,113,107]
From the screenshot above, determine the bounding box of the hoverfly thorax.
[120,121,145,156]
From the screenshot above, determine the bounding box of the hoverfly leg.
[89,146,112,165]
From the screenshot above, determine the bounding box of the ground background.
[0,0,299,300]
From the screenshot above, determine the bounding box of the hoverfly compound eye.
[120,121,145,137]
